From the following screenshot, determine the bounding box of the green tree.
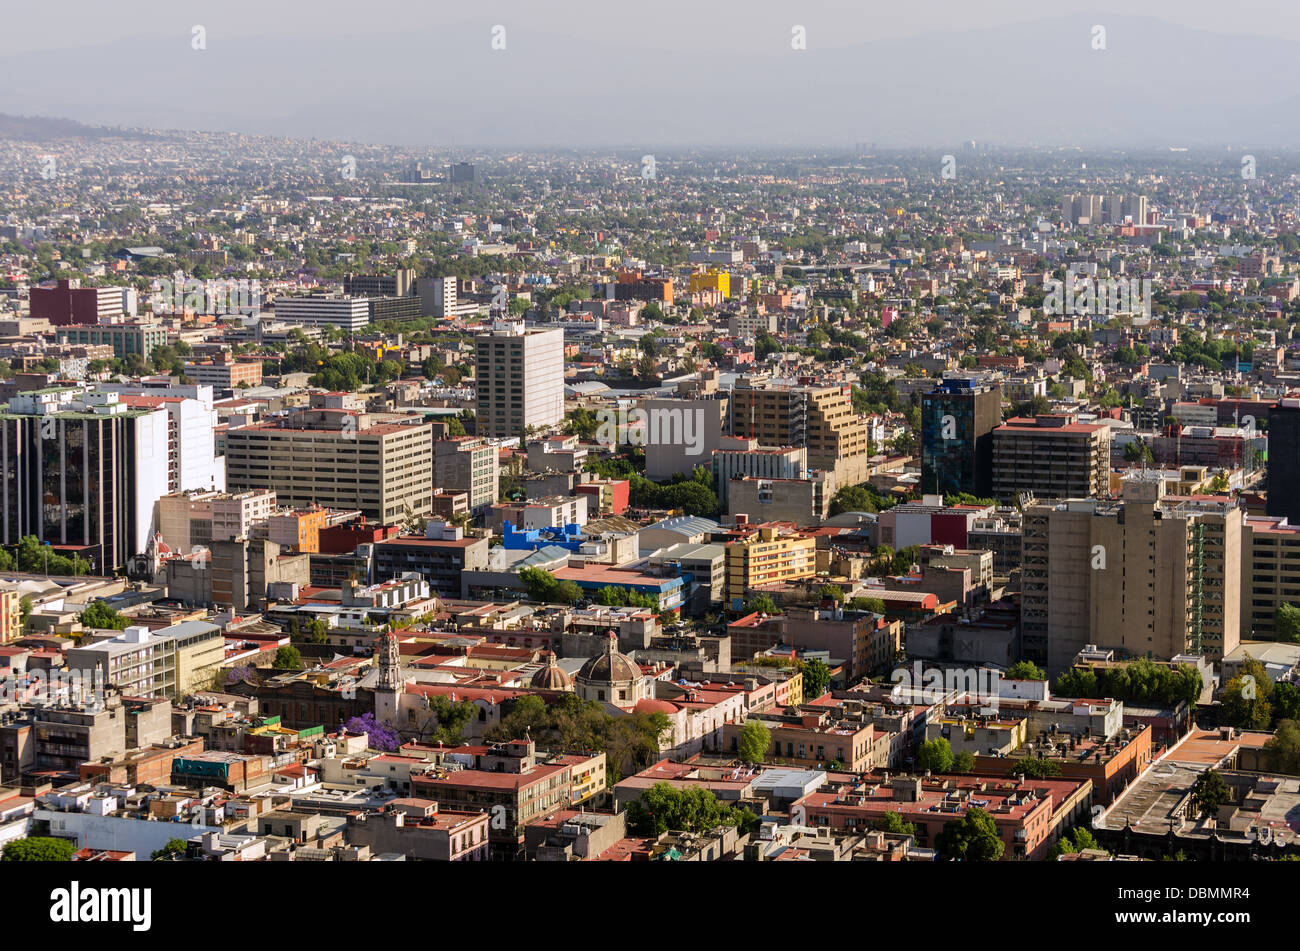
[801,658,832,698]
[890,546,920,575]
[594,585,658,610]
[819,584,845,604]
[828,483,878,516]
[79,600,130,630]
[937,807,1005,861]
[916,737,955,774]
[1221,657,1273,730]
[424,694,480,745]
[1274,681,1300,723]
[745,594,780,616]
[849,596,887,614]
[555,580,583,605]
[737,719,771,765]
[1276,603,1300,644]
[1070,827,1101,851]
[1013,756,1062,778]
[14,535,91,575]
[952,751,976,774]
[877,810,917,835]
[625,782,760,837]
[1190,768,1231,818]
[565,407,600,440]
[1050,825,1107,858]
[273,645,304,670]
[1006,661,1045,681]
[151,838,188,861]
[2,837,75,861]
[485,694,551,743]
[1263,719,1300,775]
[518,567,567,604]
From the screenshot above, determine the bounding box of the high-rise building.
[373,523,490,599]
[726,472,834,524]
[712,439,807,506]
[433,436,499,516]
[609,272,673,305]
[1267,398,1300,524]
[58,323,168,363]
[1241,514,1300,638]
[365,296,423,324]
[344,269,416,298]
[1127,195,1149,224]
[0,590,21,645]
[921,377,1003,497]
[0,387,173,572]
[224,409,434,523]
[29,278,123,326]
[729,377,871,487]
[449,162,477,185]
[688,270,731,298]
[164,533,310,612]
[271,295,371,333]
[992,414,1111,502]
[724,526,817,608]
[417,277,480,318]
[404,162,436,183]
[642,396,728,482]
[66,621,225,700]
[156,489,278,553]
[181,351,263,390]
[102,382,226,495]
[1021,478,1241,673]
[474,325,564,438]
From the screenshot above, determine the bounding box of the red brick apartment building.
[794,772,1091,860]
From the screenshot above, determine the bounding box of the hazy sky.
[5,0,1299,55]
[4,1,1299,149]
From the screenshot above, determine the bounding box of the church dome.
[530,656,573,690]
[577,631,641,685]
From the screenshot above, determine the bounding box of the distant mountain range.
[0,113,162,141]
[1,14,1297,149]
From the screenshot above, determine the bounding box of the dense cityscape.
[0,24,1298,927]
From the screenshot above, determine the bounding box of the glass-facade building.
[920,378,1002,498]
[0,414,140,573]
[1268,400,1300,525]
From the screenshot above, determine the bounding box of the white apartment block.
[272,295,371,332]
[474,325,564,438]
[156,489,278,552]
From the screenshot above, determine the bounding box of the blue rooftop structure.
[502,520,586,553]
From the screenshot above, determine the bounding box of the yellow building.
[688,270,730,299]
[266,507,331,554]
[0,589,21,644]
[725,527,817,606]
[561,751,607,805]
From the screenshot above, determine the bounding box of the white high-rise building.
[0,387,173,571]
[474,325,564,438]
[272,294,371,332]
[99,380,225,493]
